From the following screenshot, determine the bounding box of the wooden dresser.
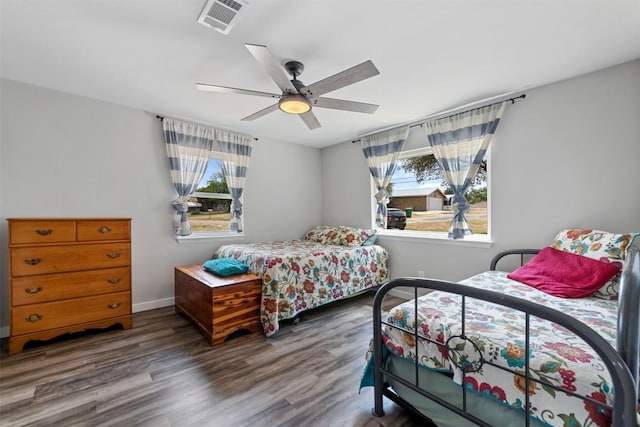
[175,264,262,346]
[7,218,132,354]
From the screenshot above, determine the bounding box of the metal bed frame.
[371,245,640,426]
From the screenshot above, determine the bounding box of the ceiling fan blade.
[196,83,281,99]
[300,60,380,98]
[245,44,297,94]
[299,111,321,130]
[241,103,280,121]
[313,97,379,114]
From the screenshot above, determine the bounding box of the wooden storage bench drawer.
[175,264,262,346]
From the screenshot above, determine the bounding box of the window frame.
[374,146,492,245]
[174,155,246,243]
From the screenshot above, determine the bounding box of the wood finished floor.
[0,293,426,427]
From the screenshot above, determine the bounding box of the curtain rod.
[351,93,526,143]
[155,115,258,141]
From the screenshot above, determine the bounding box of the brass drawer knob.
[24,258,41,266]
[25,286,43,294]
[107,252,120,259]
[107,303,121,309]
[108,277,121,284]
[98,226,112,234]
[25,314,43,323]
[35,229,53,236]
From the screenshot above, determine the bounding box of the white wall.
[322,59,640,282]
[2,59,639,336]
[0,79,322,334]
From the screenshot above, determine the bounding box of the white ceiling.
[2,0,639,148]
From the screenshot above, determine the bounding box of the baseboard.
[388,288,413,300]
[0,326,9,339]
[388,288,432,300]
[132,297,175,313]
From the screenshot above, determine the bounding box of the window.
[187,157,234,233]
[385,147,489,237]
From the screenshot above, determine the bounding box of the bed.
[361,229,639,427]
[213,225,389,337]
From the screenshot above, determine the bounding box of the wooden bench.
[174,264,262,345]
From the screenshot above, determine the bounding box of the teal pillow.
[362,232,379,246]
[203,258,249,277]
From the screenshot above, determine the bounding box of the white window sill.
[377,229,493,248]
[175,231,245,244]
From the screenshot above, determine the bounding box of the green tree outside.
[401,154,487,202]
[401,154,487,190]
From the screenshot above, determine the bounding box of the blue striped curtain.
[361,126,409,228]
[425,102,506,239]
[163,118,216,236]
[215,130,254,233]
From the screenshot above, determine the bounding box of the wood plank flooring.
[0,293,425,427]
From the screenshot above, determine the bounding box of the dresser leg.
[8,338,26,355]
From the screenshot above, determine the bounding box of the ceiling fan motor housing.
[285,61,307,94]
[284,61,305,78]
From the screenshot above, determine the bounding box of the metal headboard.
[617,243,640,395]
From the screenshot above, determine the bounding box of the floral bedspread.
[366,271,622,427]
[214,240,389,337]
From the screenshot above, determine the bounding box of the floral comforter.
[366,271,621,427]
[214,240,388,337]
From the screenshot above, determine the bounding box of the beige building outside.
[389,186,448,212]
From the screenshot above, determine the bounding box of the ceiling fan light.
[278,95,311,114]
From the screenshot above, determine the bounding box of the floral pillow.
[303,226,376,247]
[303,225,341,245]
[335,226,376,247]
[552,229,639,299]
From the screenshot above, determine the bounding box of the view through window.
[188,158,233,233]
[388,149,488,235]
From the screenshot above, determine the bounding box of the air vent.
[197,0,249,35]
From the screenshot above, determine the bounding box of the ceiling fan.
[196,43,380,130]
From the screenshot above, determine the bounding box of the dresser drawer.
[11,291,131,335]
[9,220,76,245]
[11,267,131,306]
[77,220,130,241]
[10,243,131,276]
